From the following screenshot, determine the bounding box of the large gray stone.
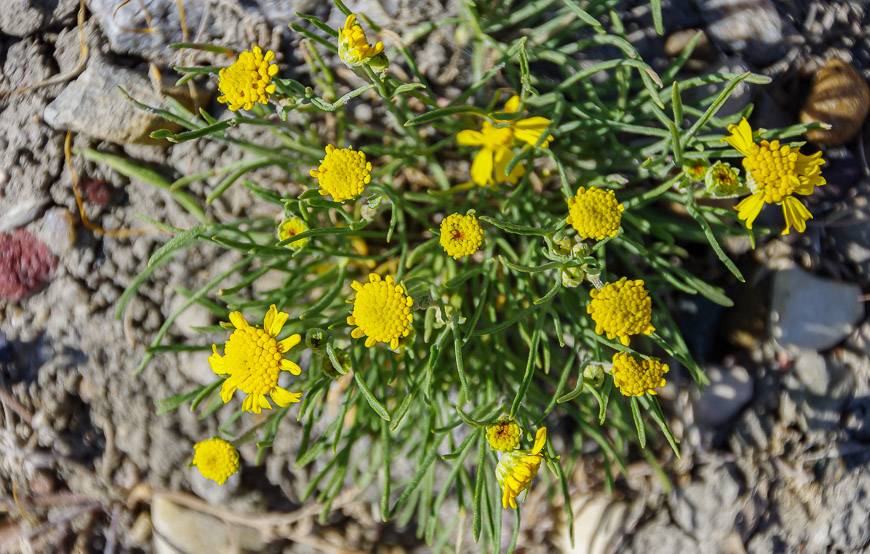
[697,0,795,66]
[695,364,754,427]
[0,0,78,37]
[152,494,262,554]
[43,56,189,144]
[770,268,863,351]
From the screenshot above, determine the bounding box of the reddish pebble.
[81,178,113,207]
[0,229,57,301]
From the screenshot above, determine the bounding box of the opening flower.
[338,14,384,68]
[724,118,826,235]
[209,305,304,414]
[566,186,625,240]
[705,161,746,197]
[587,277,655,346]
[277,216,309,250]
[457,121,524,187]
[310,144,372,202]
[500,95,554,148]
[440,212,484,259]
[495,427,547,509]
[348,273,413,349]
[685,161,708,181]
[217,45,278,111]
[192,437,239,485]
[611,352,669,397]
[486,418,522,452]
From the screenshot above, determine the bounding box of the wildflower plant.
[92,0,829,550]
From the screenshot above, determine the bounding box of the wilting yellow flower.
[705,161,746,197]
[501,95,554,148]
[217,45,278,111]
[338,14,384,68]
[685,161,708,181]
[457,121,524,187]
[209,305,303,414]
[566,186,624,240]
[486,419,521,452]
[277,216,309,250]
[348,273,413,349]
[192,437,239,485]
[587,278,655,346]
[310,144,372,202]
[611,352,669,397]
[495,427,547,509]
[724,118,826,235]
[440,213,484,259]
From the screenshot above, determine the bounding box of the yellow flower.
[310,144,372,202]
[486,419,521,452]
[440,212,484,259]
[209,305,304,414]
[724,118,826,235]
[611,352,669,397]
[566,186,625,240]
[338,14,384,68]
[192,437,239,485]
[457,121,524,187]
[501,95,554,148]
[495,427,547,509]
[587,278,655,346]
[277,216,309,250]
[217,45,278,111]
[348,273,413,349]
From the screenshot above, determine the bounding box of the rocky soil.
[0,0,868,552]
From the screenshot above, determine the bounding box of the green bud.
[583,363,605,388]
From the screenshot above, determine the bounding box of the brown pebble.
[664,29,712,60]
[800,58,870,146]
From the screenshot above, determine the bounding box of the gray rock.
[152,493,261,554]
[695,364,754,427]
[565,495,628,554]
[669,464,743,550]
[787,351,855,432]
[43,56,191,144]
[697,0,795,66]
[0,0,78,37]
[29,207,76,257]
[770,268,863,351]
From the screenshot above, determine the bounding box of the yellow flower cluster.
[310,144,372,202]
[277,216,309,250]
[457,95,554,187]
[192,437,239,485]
[587,278,655,346]
[217,46,278,111]
[440,212,484,259]
[494,427,547,509]
[348,273,414,349]
[209,305,304,414]
[486,419,521,452]
[566,186,625,240]
[338,14,384,68]
[724,118,826,235]
[611,352,669,397]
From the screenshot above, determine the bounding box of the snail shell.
[800,58,870,146]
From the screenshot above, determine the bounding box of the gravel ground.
[1,1,868,552]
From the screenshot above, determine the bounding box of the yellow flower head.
[486,419,522,452]
[192,437,239,485]
[724,118,826,235]
[705,161,746,197]
[587,278,655,346]
[277,216,309,250]
[495,427,547,509]
[440,212,484,259]
[611,352,669,397]
[457,121,524,187]
[348,273,413,349]
[338,14,384,67]
[500,95,554,148]
[310,144,372,202]
[209,305,304,414]
[566,186,625,240]
[217,45,278,111]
